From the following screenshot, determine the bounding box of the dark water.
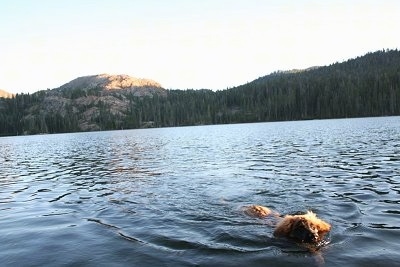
[1,117,400,267]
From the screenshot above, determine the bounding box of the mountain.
[0,74,167,134]
[57,74,164,96]
[0,49,399,136]
[0,89,14,98]
[233,49,400,120]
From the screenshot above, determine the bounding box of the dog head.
[289,217,319,243]
[274,211,331,244]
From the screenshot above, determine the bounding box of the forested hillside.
[0,49,399,136]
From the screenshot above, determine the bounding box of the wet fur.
[244,205,331,244]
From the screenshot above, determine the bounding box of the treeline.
[0,49,399,136]
[120,49,400,127]
[0,91,80,135]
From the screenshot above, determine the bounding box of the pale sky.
[0,0,399,94]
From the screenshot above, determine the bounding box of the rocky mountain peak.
[0,89,14,98]
[58,74,163,91]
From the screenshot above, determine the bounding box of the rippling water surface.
[1,117,400,266]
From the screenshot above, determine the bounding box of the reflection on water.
[1,117,400,266]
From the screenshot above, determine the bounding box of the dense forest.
[0,49,399,136]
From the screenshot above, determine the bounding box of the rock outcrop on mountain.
[0,89,14,98]
[57,74,165,97]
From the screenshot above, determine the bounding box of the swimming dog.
[244,205,331,244]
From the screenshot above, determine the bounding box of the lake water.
[1,117,399,267]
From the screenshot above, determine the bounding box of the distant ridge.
[0,89,14,98]
[0,49,399,136]
[272,66,321,75]
[58,74,163,91]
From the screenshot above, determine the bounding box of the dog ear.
[274,216,295,237]
[289,217,302,231]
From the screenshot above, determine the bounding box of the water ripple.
[1,117,400,266]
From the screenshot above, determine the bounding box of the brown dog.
[244,205,331,244]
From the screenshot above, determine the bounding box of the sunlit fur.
[274,211,331,243]
[243,205,276,218]
[244,205,331,244]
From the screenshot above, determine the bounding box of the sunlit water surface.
[1,117,400,266]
